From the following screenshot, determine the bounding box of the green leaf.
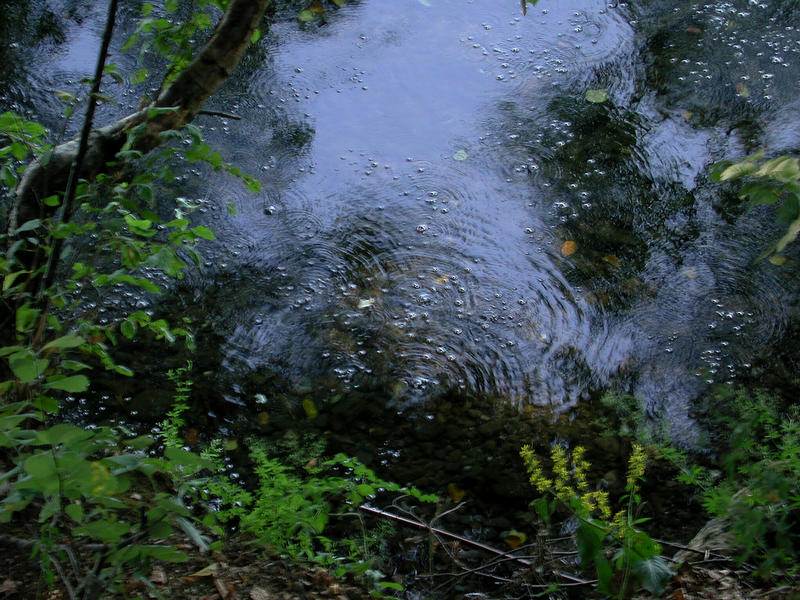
[185,142,210,162]
[719,161,758,181]
[121,320,136,339]
[10,355,49,383]
[575,519,605,565]
[65,503,84,523]
[192,225,215,240]
[595,555,614,594]
[36,424,92,447]
[251,28,262,44]
[632,556,673,595]
[585,88,609,103]
[114,364,135,377]
[0,346,25,357]
[140,545,189,562]
[15,219,41,233]
[755,156,800,183]
[42,334,85,351]
[739,181,780,205]
[131,68,148,85]
[3,271,29,292]
[33,395,59,414]
[44,375,90,393]
[24,452,57,478]
[75,519,130,543]
[774,217,800,254]
[298,9,315,21]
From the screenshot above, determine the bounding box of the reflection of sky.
[272,0,632,165]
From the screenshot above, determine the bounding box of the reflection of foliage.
[710,152,800,262]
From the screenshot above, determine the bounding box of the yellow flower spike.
[626,443,648,491]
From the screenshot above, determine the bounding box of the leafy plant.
[710,152,800,262]
[698,388,800,578]
[520,443,672,597]
[231,438,436,561]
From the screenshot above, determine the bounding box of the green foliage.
[698,388,800,578]
[123,0,228,85]
[520,443,672,597]
[219,436,435,561]
[160,361,193,448]
[0,3,268,596]
[0,401,215,597]
[710,151,800,261]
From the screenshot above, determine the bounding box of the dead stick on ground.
[358,504,532,567]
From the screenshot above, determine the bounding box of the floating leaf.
[735,82,750,98]
[560,240,578,256]
[602,255,620,267]
[503,529,527,549]
[357,298,375,309]
[453,149,468,161]
[447,483,466,503]
[298,9,315,21]
[257,412,270,425]
[433,275,450,285]
[54,91,76,103]
[585,88,608,103]
[768,254,787,266]
[302,398,318,419]
[309,0,324,14]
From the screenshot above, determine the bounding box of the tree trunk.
[8,0,271,237]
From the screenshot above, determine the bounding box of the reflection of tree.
[633,1,800,146]
[504,93,697,310]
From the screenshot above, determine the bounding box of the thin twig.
[48,554,77,600]
[198,109,242,120]
[38,0,120,302]
[553,570,597,585]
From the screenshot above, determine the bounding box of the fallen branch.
[358,504,532,567]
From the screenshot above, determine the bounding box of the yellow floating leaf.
[602,255,620,267]
[433,275,450,285]
[560,240,578,256]
[447,483,466,503]
[257,411,270,425]
[769,254,788,266]
[302,398,318,419]
[357,298,375,309]
[309,0,325,14]
[680,109,693,120]
[503,530,527,549]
